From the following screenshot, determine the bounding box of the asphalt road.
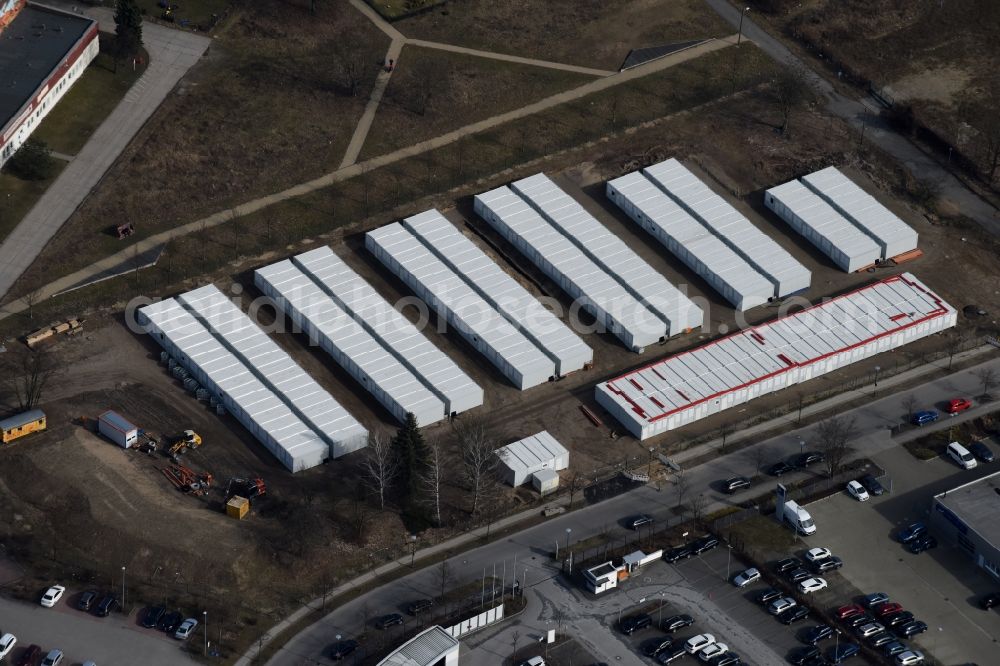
[270,358,1000,665]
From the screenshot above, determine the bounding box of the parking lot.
[802,440,1000,665]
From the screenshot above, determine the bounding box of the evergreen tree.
[114,0,143,57]
[391,412,427,501]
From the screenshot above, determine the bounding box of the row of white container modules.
[595,272,956,440]
[509,173,703,336]
[401,209,592,376]
[642,158,811,297]
[607,170,774,311]
[474,185,668,352]
[366,222,556,390]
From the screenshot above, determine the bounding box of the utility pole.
[737,7,750,45]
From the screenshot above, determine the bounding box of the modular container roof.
[475,185,667,344]
[98,410,136,434]
[291,245,483,415]
[367,223,554,382]
[376,626,459,666]
[801,166,918,257]
[255,259,446,424]
[496,430,568,476]
[643,159,810,296]
[0,409,45,431]
[598,273,953,426]
[510,173,703,332]
[608,172,774,306]
[402,209,592,373]
[139,297,331,467]
[766,179,881,261]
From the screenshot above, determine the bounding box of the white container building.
[496,430,569,486]
[255,260,447,427]
[510,173,703,335]
[138,297,348,471]
[474,186,666,351]
[402,209,593,376]
[98,410,138,449]
[291,246,483,416]
[607,171,773,310]
[643,159,811,297]
[764,179,881,273]
[366,223,555,390]
[801,166,918,260]
[596,272,956,440]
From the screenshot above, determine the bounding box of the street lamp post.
[834,628,841,655]
[648,446,655,479]
[203,610,208,656]
[874,365,881,394]
[725,545,733,581]
[409,534,417,567]
[121,566,126,609]
[737,6,750,45]
[798,438,805,455]
[565,528,572,553]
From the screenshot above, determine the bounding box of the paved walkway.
[339,37,404,168]
[0,35,735,320]
[407,39,616,76]
[0,8,210,301]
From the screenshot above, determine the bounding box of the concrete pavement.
[0,9,210,300]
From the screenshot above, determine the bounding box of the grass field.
[366,0,445,20]
[0,162,67,243]
[134,0,230,29]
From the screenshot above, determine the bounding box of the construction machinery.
[226,476,266,503]
[161,464,213,496]
[167,430,202,457]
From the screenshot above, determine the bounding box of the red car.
[875,602,904,617]
[947,398,972,414]
[836,603,865,620]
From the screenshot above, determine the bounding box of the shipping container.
[98,410,138,449]
[366,223,556,390]
[642,159,811,297]
[402,209,593,375]
[596,272,956,440]
[510,173,703,335]
[474,186,666,351]
[0,409,46,443]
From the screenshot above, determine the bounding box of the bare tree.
[566,470,585,508]
[687,493,709,527]
[752,445,767,477]
[360,431,397,510]
[674,471,689,509]
[330,35,377,97]
[398,56,447,116]
[719,422,733,453]
[771,65,810,136]
[348,483,371,545]
[946,329,968,370]
[437,558,454,601]
[974,367,998,400]
[962,96,1000,183]
[22,287,43,322]
[795,391,806,424]
[815,416,858,477]
[901,393,918,424]
[4,349,57,410]
[456,418,500,515]
[420,437,445,527]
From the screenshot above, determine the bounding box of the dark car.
[662,614,695,632]
[778,606,810,625]
[867,631,894,647]
[884,611,915,628]
[828,642,860,663]
[859,474,885,496]
[861,592,889,608]
[846,613,874,628]
[769,461,794,476]
[911,410,938,426]
[793,452,825,468]
[620,613,652,635]
[407,598,434,615]
[969,441,995,463]
[690,535,720,554]
[629,514,654,530]
[787,568,813,584]
[882,641,908,657]
[897,522,927,544]
[790,647,821,665]
[642,636,674,657]
[801,624,834,645]
[656,645,687,664]
[158,610,183,633]
[329,639,359,660]
[799,657,829,666]
[141,606,166,629]
[724,476,751,494]
[16,645,42,666]
[714,654,742,666]
[811,556,844,574]
[895,620,927,638]
[907,535,938,554]
[980,592,1000,609]
[94,593,118,617]
[774,558,801,574]
[376,613,404,629]
[756,587,783,605]
[76,590,99,612]
[663,546,693,563]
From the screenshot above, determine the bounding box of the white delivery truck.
[782,499,817,535]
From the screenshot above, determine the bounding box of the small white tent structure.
[497,431,569,487]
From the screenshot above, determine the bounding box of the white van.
[947,442,978,469]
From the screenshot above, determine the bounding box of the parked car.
[174,618,198,640]
[774,558,801,574]
[40,585,65,608]
[846,613,874,629]
[896,523,927,544]
[861,592,890,608]
[828,642,860,663]
[723,476,751,494]
[40,651,62,666]
[0,633,16,660]
[683,634,716,654]
[778,606,810,625]
[656,645,687,664]
[911,410,938,426]
[663,546,693,563]
[732,568,760,588]
[798,578,828,594]
[142,606,166,629]
[662,614,695,632]
[859,474,885,496]
[77,590,99,611]
[801,624,834,645]
[895,620,927,638]
[158,611,183,633]
[805,547,832,563]
[969,441,995,463]
[884,611,915,628]
[769,461,794,476]
[868,631,895,647]
[376,613,404,630]
[620,613,652,635]
[756,588,782,605]
[690,535,720,554]
[713,654,741,666]
[328,639,359,660]
[846,481,870,502]
[874,603,904,618]
[787,568,813,584]
[907,535,938,554]
[16,645,41,666]
[836,604,864,620]
[94,594,118,617]
[768,597,797,615]
[883,641,908,657]
[642,637,674,657]
[811,556,843,574]
[895,650,925,665]
[628,514,654,530]
[856,622,885,638]
[790,646,821,665]
[697,643,728,662]
[946,398,972,415]
[407,598,434,615]
[519,658,545,666]
[979,592,1000,609]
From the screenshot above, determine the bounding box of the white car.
[41,651,63,666]
[732,567,760,588]
[698,643,729,662]
[798,577,829,594]
[174,618,199,640]
[519,658,545,666]
[684,633,716,654]
[40,585,66,608]
[847,480,870,502]
[767,596,797,615]
[857,622,885,638]
[0,633,16,660]
[895,650,925,665]
[804,547,832,563]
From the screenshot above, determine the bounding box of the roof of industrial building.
[1,4,95,130]
[497,431,568,474]
[510,172,703,332]
[376,626,459,666]
[0,408,45,431]
[98,410,136,433]
[599,273,952,425]
[585,562,620,579]
[934,471,1000,548]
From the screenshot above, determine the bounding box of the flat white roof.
[497,430,568,475]
[376,626,459,666]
